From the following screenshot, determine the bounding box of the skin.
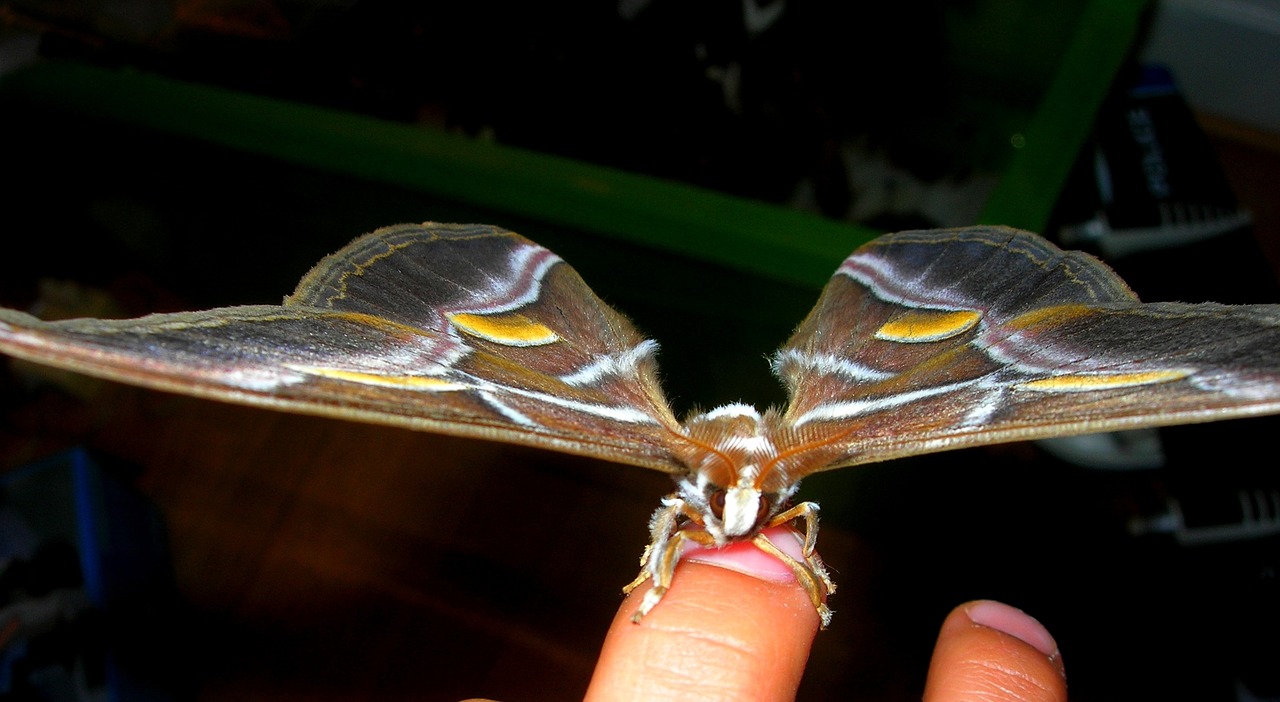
[468,527,1067,702]
[586,555,819,701]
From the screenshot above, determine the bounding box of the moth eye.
[708,489,727,520]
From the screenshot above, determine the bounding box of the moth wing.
[772,225,1280,471]
[0,223,685,472]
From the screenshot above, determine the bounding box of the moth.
[3,223,1280,627]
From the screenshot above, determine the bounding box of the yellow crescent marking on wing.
[875,309,982,343]
[329,311,435,336]
[1005,304,1094,330]
[1017,369,1193,393]
[292,366,469,390]
[447,312,559,346]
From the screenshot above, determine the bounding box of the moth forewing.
[770,226,1280,474]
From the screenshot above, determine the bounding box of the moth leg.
[750,532,834,628]
[621,546,655,595]
[625,495,713,623]
[628,528,719,623]
[623,495,681,595]
[767,501,834,592]
[762,500,835,626]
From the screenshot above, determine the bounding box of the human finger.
[584,525,823,702]
[924,599,1066,702]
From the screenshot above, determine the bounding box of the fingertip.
[586,531,822,702]
[962,600,1061,665]
[925,600,1066,702]
[681,526,811,582]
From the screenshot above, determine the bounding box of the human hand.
[583,526,1066,702]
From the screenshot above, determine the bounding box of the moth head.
[679,479,792,544]
[675,404,798,544]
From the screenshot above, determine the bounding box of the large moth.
[3,223,1280,627]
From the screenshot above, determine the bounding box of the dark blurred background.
[0,1,1277,700]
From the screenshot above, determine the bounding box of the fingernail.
[681,525,808,583]
[965,600,1059,659]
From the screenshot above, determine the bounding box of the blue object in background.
[0,449,177,702]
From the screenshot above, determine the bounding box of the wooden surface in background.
[0,375,887,701]
[2,375,653,700]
